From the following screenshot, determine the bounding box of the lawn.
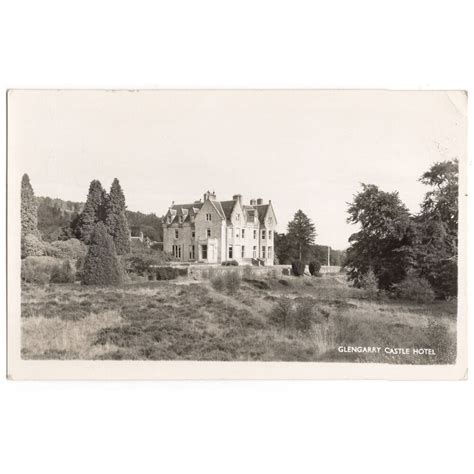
[21,272,457,364]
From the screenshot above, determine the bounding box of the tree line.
[274,210,345,268]
[345,159,458,299]
[21,174,131,285]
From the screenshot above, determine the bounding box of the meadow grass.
[20,274,457,363]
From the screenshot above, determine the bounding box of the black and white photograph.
[7,89,467,379]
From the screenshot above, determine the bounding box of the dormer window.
[167,216,172,224]
[206,213,212,221]
[179,216,183,223]
[236,214,240,221]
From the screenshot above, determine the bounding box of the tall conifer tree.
[105,178,130,254]
[287,210,317,261]
[76,180,107,244]
[81,222,123,285]
[21,173,40,237]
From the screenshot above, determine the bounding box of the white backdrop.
[0,1,472,473]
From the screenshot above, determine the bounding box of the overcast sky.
[9,90,467,249]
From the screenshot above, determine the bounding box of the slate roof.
[164,197,274,226]
[166,202,203,223]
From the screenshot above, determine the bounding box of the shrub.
[291,260,305,276]
[21,233,45,258]
[242,266,254,279]
[50,260,76,283]
[46,239,88,260]
[81,222,123,286]
[269,297,293,329]
[21,256,64,284]
[154,267,180,280]
[224,270,241,295]
[269,297,314,333]
[122,245,171,275]
[211,274,225,291]
[309,260,322,276]
[293,299,313,332]
[222,260,239,266]
[359,268,378,298]
[392,271,435,303]
[427,319,456,363]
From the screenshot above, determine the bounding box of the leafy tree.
[413,159,458,298]
[21,234,45,258]
[75,180,107,244]
[81,222,123,286]
[419,159,458,236]
[105,178,130,254]
[287,210,317,260]
[126,210,163,242]
[274,232,296,264]
[345,184,414,290]
[21,174,40,238]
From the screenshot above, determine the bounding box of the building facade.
[163,191,277,265]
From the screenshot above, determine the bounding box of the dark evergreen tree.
[76,180,107,244]
[21,173,40,238]
[105,178,130,254]
[274,232,296,264]
[81,222,123,286]
[287,210,317,261]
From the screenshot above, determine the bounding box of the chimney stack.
[232,194,242,204]
[250,199,256,206]
[257,198,263,205]
[203,190,217,201]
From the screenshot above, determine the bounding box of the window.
[242,229,245,238]
[253,246,257,258]
[190,245,195,259]
[268,217,273,224]
[268,230,272,239]
[192,231,195,238]
[206,213,212,221]
[172,245,181,259]
[262,246,266,259]
[268,247,272,259]
[236,228,240,238]
[236,214,240,221]
[207,229,211,238]
[202,245,207,260]
[253,230,257,239]
[241,246,245,258]
[167,216,172,224]
[178,216,183,223]
[262,230,266,239]
[228,245,233,259]
[175,230,179,239]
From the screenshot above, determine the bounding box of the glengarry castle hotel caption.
[163,191,277,265]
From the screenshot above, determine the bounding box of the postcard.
[6,90,468,379]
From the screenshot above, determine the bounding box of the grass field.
[21,272,457,364]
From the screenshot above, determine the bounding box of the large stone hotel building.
[163,191,277,265]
